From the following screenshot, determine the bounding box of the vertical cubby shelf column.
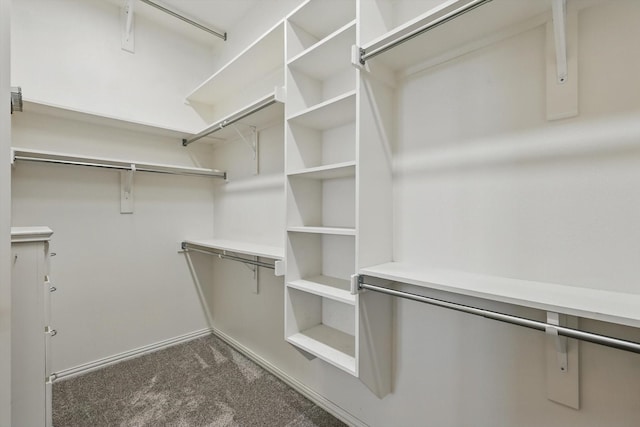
[284,0,361,380]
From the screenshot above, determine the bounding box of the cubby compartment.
[286,0,356,60]
[286,118,355,171]
[286,175,355,231]
[285,287,356,374]
[286,232,355,282]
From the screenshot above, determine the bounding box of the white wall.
[0,0,11,425]
[11,0,214,131]
[10,0,220,372]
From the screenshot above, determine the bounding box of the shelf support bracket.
[120,164,135,214]
[551,0,567,84]
[232,125,258,175]
[545,311,580,409]
[121,0,135,53]
[546,0,577,120]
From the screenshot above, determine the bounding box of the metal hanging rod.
[181,242,276,269]
[358,276,640,355]
[12,148,226,178]
[139,0,226,40]
[359,0,493,64]
[183,92,282,146]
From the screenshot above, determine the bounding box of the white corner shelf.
[182,238,284,260]
[287,275,355,305]
[360,0,552,72]
[286,325,356,374]
[287,226,356,236]
[287,161,356,180]
[185,89,285,144]
[11,147,224,178]
[187,21,285,104]
[16,99,197,138]
[359,262,640,329]
[287,90,356,130]
[288,21,356,80]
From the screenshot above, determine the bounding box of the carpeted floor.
[53,334,347,427]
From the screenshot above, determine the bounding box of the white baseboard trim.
[209,327,368,427]
[52,327,367,426]
[52,328,212,382]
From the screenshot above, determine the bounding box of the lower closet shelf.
[287,325,356,375]
[182,238,284,260]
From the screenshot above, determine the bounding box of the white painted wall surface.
[0,0,11,425]
[11,0,214,131]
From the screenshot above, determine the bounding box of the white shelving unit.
[284,0,392,395]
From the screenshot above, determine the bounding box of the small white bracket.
[351,45,364,68]
[350,274,360,295]
[10,147,15,165]
[121,0,135,53]
[232,125,258,175]
[545,312,568,372]
[545,312,580,409]
[274,260,285,277]
[120,164,135,214]
[551,0,567,84]
[546,0,577,120]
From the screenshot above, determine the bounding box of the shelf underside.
[363,0,552,73]
[360,262,640,329]
[287,161,356,180]
[183,238,283,260]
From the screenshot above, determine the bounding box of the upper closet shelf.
[359,262,640,329]
[11,147,225,178]
[16,99,197,138]
[183,88,285,146]
[359,0,552,73]
[186,21,284,105]
[182,238,283,260]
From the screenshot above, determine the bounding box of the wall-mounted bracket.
[545,312,568,372]
[351,274,363,295]
[546,0,577,120]
[232,124,258,175]
[551,0,567,84]
[121,0,135,53]
[274,260,285,277]
[545,311,580,409]
[120,165,135,214]
[10,86,22,113]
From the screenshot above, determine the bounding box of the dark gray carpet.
[53,334,347,427]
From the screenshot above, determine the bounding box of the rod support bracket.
[546,312,568,372]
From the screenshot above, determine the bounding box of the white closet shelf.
[11,147,225,178]
[187,21,284,104]
[183,89,285,145]
[10,226,54,243]
[287,276,355,305]
[359,0,552,72]
[17,99,197,137]
[288,21,356,80]
[287,91,356,131]
[287,161,355,180]
[359,262,640,329]
[182,238,284,260]
[287,226,356,236]
[287,0,355,44]
[286,325,356,374]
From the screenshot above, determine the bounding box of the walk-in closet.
[3,0,640,426]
